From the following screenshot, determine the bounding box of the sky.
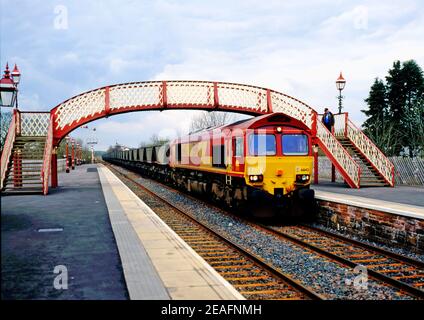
[1,0,423,150]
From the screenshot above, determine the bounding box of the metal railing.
[41,114,54,195]
[333,113,348,137]
[316,120,361,188]
[0,110,17,190]
[19,111,50,136]
[318,113,347,137]
[52,81,315,138]
[346,119,395,186]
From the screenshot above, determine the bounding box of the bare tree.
[190,111,235,133]
[139,134,170,147]
[0,111,13,152]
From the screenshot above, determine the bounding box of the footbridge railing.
[51,81,315,140]
[41,114,54,195]
[346,119,395,186]
[0,110,17,190]
[19,111,50,136]
[315,119,361,188]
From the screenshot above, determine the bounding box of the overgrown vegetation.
[0,111,12,152]
[362,60,424,157]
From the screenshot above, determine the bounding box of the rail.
[260,224,424,299]
[105,162,323,300]
[41,114,54,195]
[0,110,17,190]
[347,119,395,186]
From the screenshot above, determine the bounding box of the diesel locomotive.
[103,112,315,218]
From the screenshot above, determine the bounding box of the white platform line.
[98,166,171,300]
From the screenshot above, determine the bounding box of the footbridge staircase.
[1,81,394,195]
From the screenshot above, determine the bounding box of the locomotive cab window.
[234,137,243,157]
[248,134,276,156]
[282,134,309,155]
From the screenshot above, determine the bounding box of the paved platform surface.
[1,164,128,300]
[312,181,424,207]
[98,164,244,300]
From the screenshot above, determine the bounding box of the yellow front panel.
[245,156,313,195]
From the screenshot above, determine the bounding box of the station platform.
[312,182,424,219]
[1,164,243,300]
[97,164,243,300]
[1,164,128,299]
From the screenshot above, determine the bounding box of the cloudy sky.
[1,0,423,150]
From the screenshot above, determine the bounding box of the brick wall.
[316,200,424,252]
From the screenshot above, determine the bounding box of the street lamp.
[71,138,75,170]
[336,72,346,114]
[84,126,98,164]
[76,143,81,165]
[65,136,70,173]
[11,64,21,86]
[11,64,21,109]
[0,63,17,108]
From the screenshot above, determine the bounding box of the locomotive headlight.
[276,126,282,133]
[249,174,263,182]
[296,174,310,183]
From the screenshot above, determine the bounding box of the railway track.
[104,161,423,299]
[260,224,424,299]
[104,163,323,300]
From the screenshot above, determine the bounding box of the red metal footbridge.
[1,80,395,194]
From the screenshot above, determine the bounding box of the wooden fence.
[316,156,424,186]
[390,157,424,186]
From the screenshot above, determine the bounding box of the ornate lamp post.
[76,143,81,165]
[1,63,19,153]
[65,136,70,173]
[336,72,346,114]
[85,127,98,164]
[71,138,76,170]
[0,63,17,108]
[11,64,21,108]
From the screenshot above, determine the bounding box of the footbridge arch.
[1,80,395,195]
[51,80,316,142]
